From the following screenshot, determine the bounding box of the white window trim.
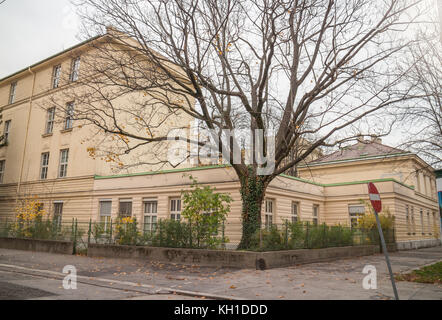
[0,160,5,184]
[264,199,274,228]
[58,149,69,178]
[170,198,181,221]
[8,82,16,104]
[40,152,50,180]
[291,201,299,223]
[46,107,55,134]
[52,65,61,88]
[64,102,74,130]
[4,120,11,143]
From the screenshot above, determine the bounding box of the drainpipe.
[15,67,36,203]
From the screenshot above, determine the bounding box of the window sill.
[60,128,73,134]
[42,133,53,138]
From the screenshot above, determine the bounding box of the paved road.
[0,246,441,300]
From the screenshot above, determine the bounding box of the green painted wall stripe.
[95,165,414,190]
[297,152,412,168]
[323,178,415,190]
[94,164,231,179]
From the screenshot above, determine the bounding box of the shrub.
[115,216,140,245]
[181,175,232,249]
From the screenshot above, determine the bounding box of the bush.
[115,217,140,245]
[249,221,357,251]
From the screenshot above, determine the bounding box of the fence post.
[284,220,289,249]
[222,219,226,249]
[88,219,92,246]
[189,218,192,248]
[159,219,163,247]
[109,218,113,244]
[72,218,78,254]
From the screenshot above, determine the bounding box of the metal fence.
[0,217,395,252]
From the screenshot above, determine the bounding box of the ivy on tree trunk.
[237,167,267,250]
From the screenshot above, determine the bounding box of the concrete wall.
[88,243,381,270]
[0,237,73,254]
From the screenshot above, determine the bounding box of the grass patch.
[395,261,442,284]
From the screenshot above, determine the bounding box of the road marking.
[0,263,240,300]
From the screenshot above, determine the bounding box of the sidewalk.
[0,246,441,300]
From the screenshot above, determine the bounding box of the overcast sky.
[1,0,437,149]
[0,0,80,79]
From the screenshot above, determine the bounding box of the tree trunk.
[237,171,267,250]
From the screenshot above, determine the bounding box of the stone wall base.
[396,238,441,251]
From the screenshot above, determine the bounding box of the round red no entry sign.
[368,182,382,213]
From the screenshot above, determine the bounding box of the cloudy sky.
[0,0,80,79]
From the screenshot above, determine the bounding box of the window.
[45,107,55,134]
[291,202,299,223]
[420,209,424,235]
[58,149,69,178]
[8,82,17,104]
[119,199,132,217]
[64,102,74,130]
[432,212,437,234]
[70,57,80,82]
[411,206,415,234]
[99,200,112,232]
[405,205,411,235]
[0,160,5,183]
[427,211,431,235]
[52,65,61,88]
[143,200,158,233]
[348,204,365,228]
[170,198,181,221]
[264,199,274,229]
[4,120,11,143]
[53,202,63,227]
[40,152,50,180]
[313,205,319,225]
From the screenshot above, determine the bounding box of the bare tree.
[57,0,430,248]
[395,26,441,169]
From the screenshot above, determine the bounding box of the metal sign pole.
[374,209,399,300]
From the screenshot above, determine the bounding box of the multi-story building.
[0,33,440,250]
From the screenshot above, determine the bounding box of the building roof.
[0,35,101,84]
[310,139,408,165]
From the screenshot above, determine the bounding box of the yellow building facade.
[0,35,440,250]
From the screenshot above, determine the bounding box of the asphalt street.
[0,246,441,300]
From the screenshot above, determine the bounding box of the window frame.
[118,199,132,218]
[264,199,274,229]
[99,200,112,232]
[3,120,11,143]
[64,102,74,130]
[8,82,17,104]
[291,201,299,223]
[70,57,80,82]
[0,160,5,183]
[411,206,415,234]
[312,204,319,226]
[53,202,63,227]
[143,199,158,233]
[52,65,61,88]
[58,149,69,178]
[45,107,55,134]
[40,152,50,180]
[170,198,181,221]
